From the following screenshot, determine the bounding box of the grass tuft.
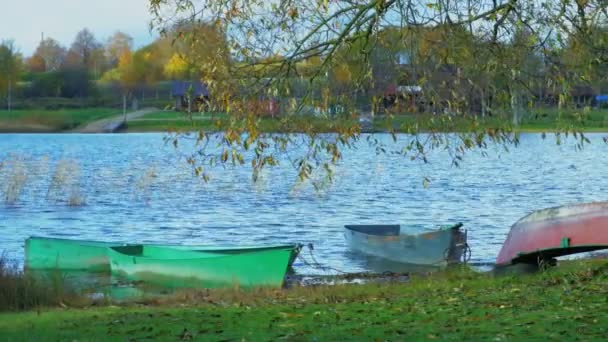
[0,255,87,311]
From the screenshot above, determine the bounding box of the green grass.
[521,108,608,131]
[371,108,608,133]
[136,111,227,120]
[0,108,119,132]
[1,260,608,340]
[127,111,358,133]
[128,108,608,134]
[2,107,608,133]
[125,111,225,132]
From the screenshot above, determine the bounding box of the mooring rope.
[296,243,348,274]
[463,243,472,264]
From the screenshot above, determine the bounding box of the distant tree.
[105,31,133,68]
[27,71,64,97]
[146,36,175,81]
[68,29,103,72]
[169,22,231,99]
[26,54,46,73]
[163,53,190,79]
[35,38,66,72]
[101,49,141,117]
[561,25,608,95]
[59,68,93,98]
[0,40,22,111]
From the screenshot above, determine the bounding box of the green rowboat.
[25,237,301,272]
[108,245,292,288]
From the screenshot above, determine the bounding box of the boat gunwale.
[26,236,300,251]
[506,244,608,265]
[107,245,294,263]
[344,225,462,239]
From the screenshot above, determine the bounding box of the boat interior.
[344,225,401,236]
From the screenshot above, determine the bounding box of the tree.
[148,0,608,182]
[101,48,144,117]
[35,38,66,72]
[106,31,133,67]
[561,24,608,95]
[102,51,130,116]
[68,28,104,74]
[0,40,21,111]
[26,54,46,73]
[164,53,190,79]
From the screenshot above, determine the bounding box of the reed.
[46,159,86,206]
[1,156,28,205]
[134,167,157,203]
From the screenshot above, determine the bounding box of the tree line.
[2,1,608,124]
[0,24,224,112]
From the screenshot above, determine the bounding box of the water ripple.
[0,133,606,273]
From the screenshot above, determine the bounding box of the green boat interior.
[110,245,224,259]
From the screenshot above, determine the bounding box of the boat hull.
[108,246,292,289]
[25,237,114,272]
[25,237,301,272]
[496,202,608,265]
[344,225,466,267]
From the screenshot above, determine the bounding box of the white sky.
[0,0,158,56]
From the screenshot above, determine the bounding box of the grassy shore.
[1,259,608,340]
[125,111,360,133]
[124,108,608,133]
[0,108,120,132]
[1,107,608,133]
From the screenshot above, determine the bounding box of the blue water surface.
[0,132,606,273]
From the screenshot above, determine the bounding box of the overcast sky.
[0,0,158,56]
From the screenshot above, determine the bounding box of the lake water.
[1,133,606,274]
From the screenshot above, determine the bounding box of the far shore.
[1,107,608,134]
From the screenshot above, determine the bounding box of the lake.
[1,133,606,274]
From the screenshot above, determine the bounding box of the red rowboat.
[496,202,608,266]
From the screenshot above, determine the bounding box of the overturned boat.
[496,202,608,266]
[344,223,468,267]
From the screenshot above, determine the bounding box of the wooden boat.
[496,202,608,266]
[25,236,301,272]
[344,223,467,267]
[107,245,292,288]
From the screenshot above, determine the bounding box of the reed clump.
[134,167,157,203]
[46,159,86,206]
[0,156,28,205]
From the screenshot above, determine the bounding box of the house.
[171,81,209,111]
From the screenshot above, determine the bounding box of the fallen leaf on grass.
[279,312,303,318]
